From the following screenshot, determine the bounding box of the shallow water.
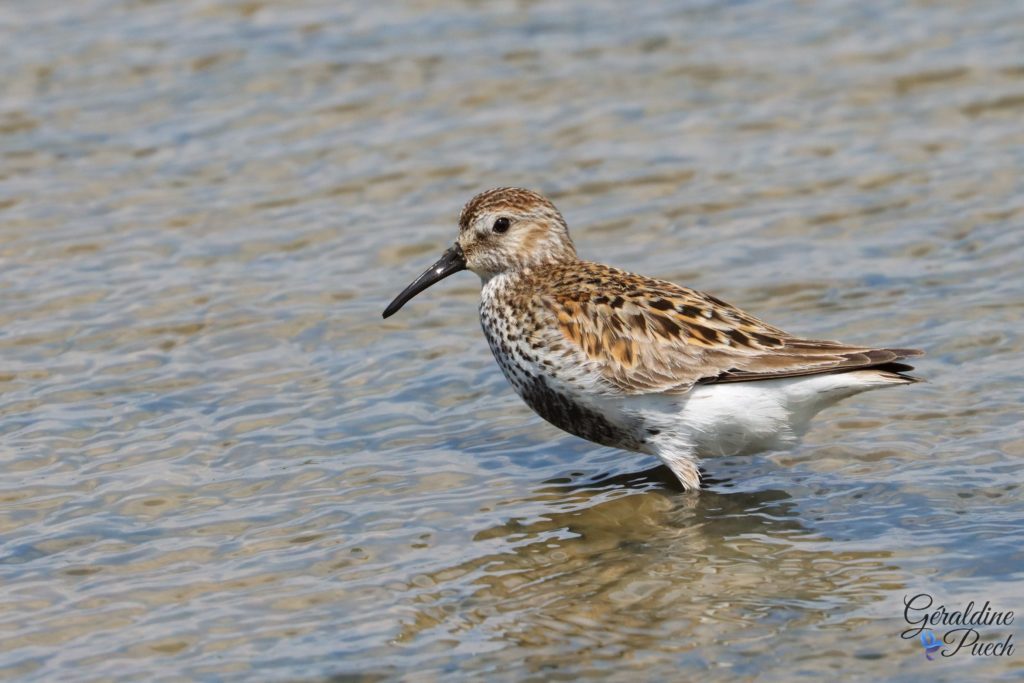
[1,0,1023,680]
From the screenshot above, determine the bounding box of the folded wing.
[533,263,922,395]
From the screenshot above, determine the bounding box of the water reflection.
[395,470,903,674]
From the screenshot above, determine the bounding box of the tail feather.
[707,346,924,384]
[865,361,922,384]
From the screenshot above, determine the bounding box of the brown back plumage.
[516,261,922,395]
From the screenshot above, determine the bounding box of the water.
[1,0,1022,680]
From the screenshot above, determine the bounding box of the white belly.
[643,370,910,458]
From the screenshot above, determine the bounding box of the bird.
[382,187,922,491]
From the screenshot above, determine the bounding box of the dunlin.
[383,188,922,490]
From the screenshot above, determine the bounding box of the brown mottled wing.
[533,262,922,395]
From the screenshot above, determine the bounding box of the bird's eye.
[492,217,511,234]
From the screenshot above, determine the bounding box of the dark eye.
[492,217,511,234]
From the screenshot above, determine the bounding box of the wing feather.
[530,262,922,395]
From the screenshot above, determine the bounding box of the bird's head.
[383,188,577,318]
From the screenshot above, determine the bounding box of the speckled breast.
[478,299,646,452]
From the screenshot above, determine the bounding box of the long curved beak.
[382,244,467,318]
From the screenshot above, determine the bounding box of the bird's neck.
[478,253,577,287]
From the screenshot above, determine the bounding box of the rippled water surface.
[2,1,1023,680]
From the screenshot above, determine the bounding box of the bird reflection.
[474,464,808,546]
[391,464,888,654]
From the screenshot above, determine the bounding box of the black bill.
[382,244,467,318]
